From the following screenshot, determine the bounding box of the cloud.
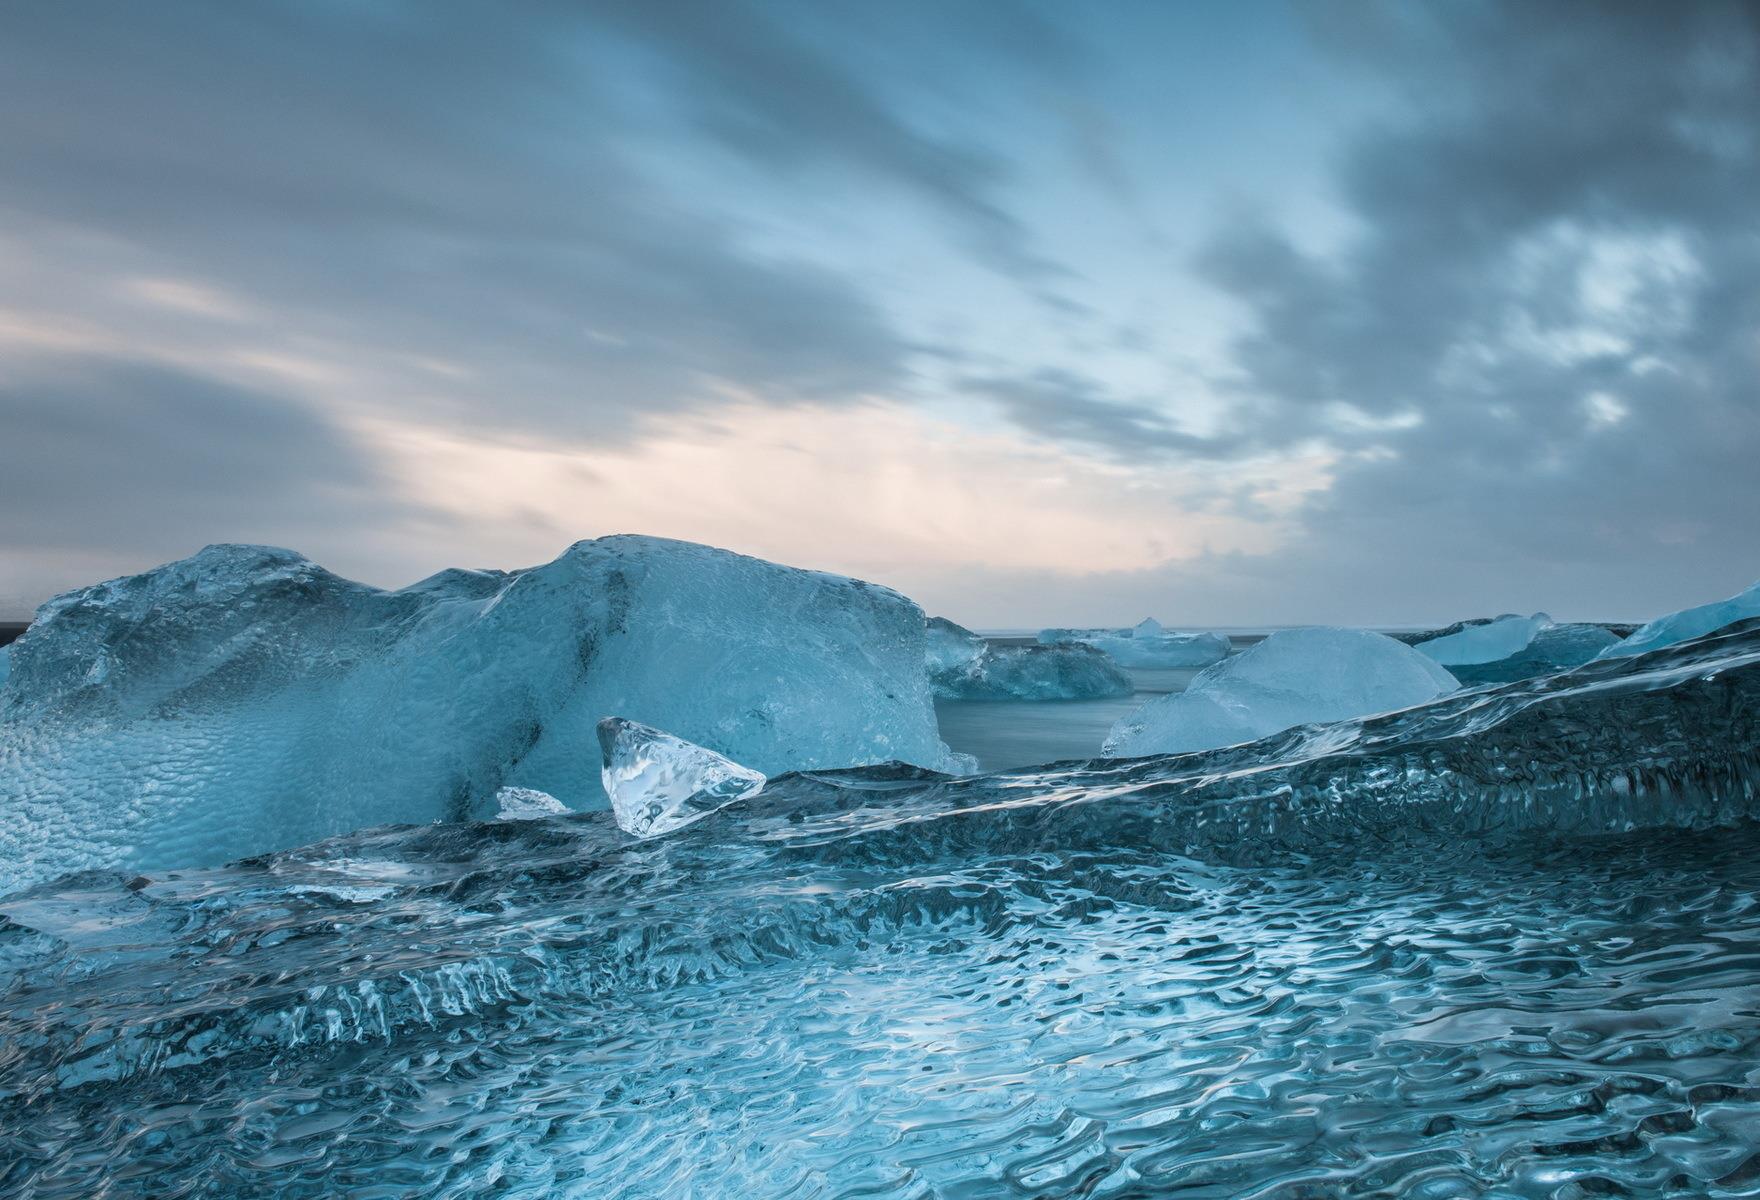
[0,358,425,613]
[965,368,1242,462]
[1190,1,1760,613]
[0,1,912,442]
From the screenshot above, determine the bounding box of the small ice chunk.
[1415,613,1548,666]
[494,786,570,821]
[1132,617,1165,639]
[1104,627,1458,757]
[599,717,766,839]
[1600,580,1760,658]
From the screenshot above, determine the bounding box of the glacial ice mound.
[927,617,1131,701]
[1410,613,1622,684]
[1447,621,1621,685]
[0,537,962,891]
[1104,626,1458,756]
[1601,579,1760,659]
[599,716,766,838]
[494,787,571,821]
[1414,612,1550,666]
[1040,620,1230,669]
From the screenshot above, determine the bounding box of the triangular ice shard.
[598,717,766,839]
[494,786,570,821]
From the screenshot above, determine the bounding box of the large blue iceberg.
[0,537,963,890]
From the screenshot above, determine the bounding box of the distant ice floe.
[1104,626,1459,757]
[926,617,1131,701]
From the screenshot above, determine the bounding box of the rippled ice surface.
[3,624,1760,1198]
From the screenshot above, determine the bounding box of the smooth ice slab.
[1414,613,1548,666]
[600,716,766,838]
[1104,626,1458,757]
[494,787,570,821]
[1601,579,1760,658]
[927,617,1131,701]
[0,537,962,891]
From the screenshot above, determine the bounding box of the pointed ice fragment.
[599,717,766,839]
[493,786,569,821]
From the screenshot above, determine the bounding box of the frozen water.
[494,786,570,821]
[1,622,1757,1198]
[927,617,1131,701]
[599,716,766,839]
[1413,611,1548,665]
[0,537,961,890]
[1040,621,1230,668]
[924,616,986,678]
[1602,578,1760,658]
[0,644,9,688]
[1104,626,1458,756]
[1447,620,1622,684]
[1411,613,1624,683]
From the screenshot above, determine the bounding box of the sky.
[1,0,1756,627]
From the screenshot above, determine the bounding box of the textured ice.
[599,716,766,838]
[1040,620,1231,668]
[926,617,1131,701]
[493,786,570,822]
[1104,626,1458,756]
[0,644,9,688]
[1601,577,1760,658]
[0,537,962,891]
[1,623,1757,1198]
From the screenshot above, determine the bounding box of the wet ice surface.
[3,623,1760,1198]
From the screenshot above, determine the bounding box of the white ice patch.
[494,787,570,822]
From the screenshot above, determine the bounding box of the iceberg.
[0,537,963,891]
[493,786,570,821]
[926,617,1131,701]
[1601,578,1760,658]
[1445,621,1621,685]
[1409,612,1622,684]
[1412,612,1549,665]
[1039,620,1230,669]
[1104,626,1458,756]
[599,716,766,838]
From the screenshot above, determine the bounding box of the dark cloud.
[967,369,1239,461]
[1192,1,1760,612]
[594,0,1076,285]
[0,358,394,555]
[0,1,913,437]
